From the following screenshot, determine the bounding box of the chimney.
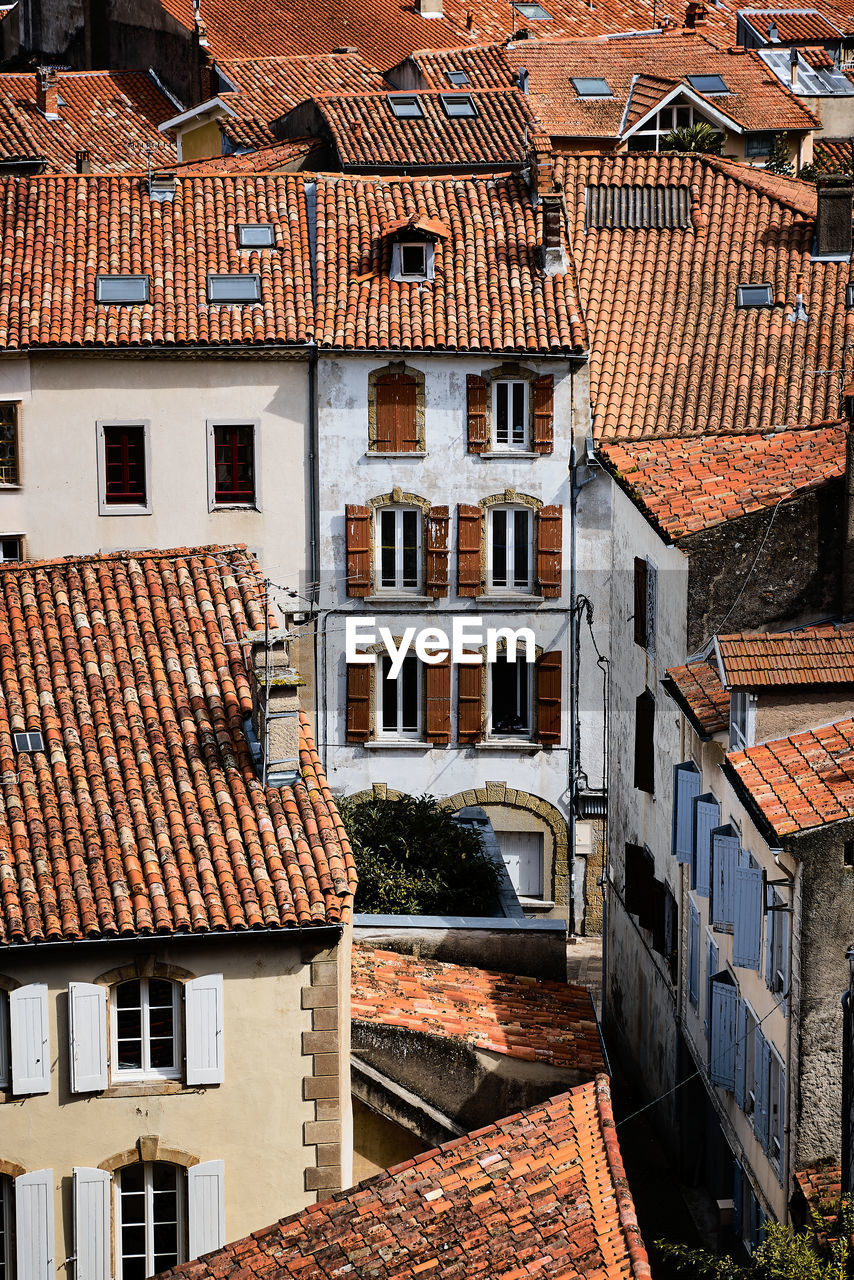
[248,629,304,785]
[417,0,443,14]
[149,170,177,202]
[766,19,779,41]
[75,149,90,175]
[541,192,568,275]
[517,66,529,93]
[35,66,59,119]
[790,45,799,88]
[530,129,555,200]
[466,8,474,28]
[816,180,853,258]
[685,1,705,26]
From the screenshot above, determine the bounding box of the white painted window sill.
[480,451,539,460]
[363,740,432,751]
[364,451,428,459]
[365,594,436,604]
[475,739,541,752]
[475,594,544,605]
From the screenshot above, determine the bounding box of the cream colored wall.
[178,121,224,162]
[809,97,854,140]
[756,687,854,744]
[351,1099,429,1181]
[2,356,309,588]
[0,935,334,1267]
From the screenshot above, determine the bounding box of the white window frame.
[206,274,261,304]
[96,421,152,517]
[487,653,533,739]
[377,654,421,740]
[375,506,422,593]
[0,991,7,1090]
[0,402,21,489]
[110,978,182,1083]
[627,103,722,151]
[491,379,529,450]
[236,224,274,249]
[729,690,756,751]
[486,505,534,593]
[115,1163,186,1280]
[95,275,150,305]
[0,537,23,562]
[206,420,262,512]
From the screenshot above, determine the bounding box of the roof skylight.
[441,93,478,117]
[687,73,729,94]
[388,94,424,119]
[96,274,150,305]
[237,224,275,248]
[847,281,854,308]
[513,2,552,17]
[446,69,470,86]
[737,282,773,307]
[572,76,613,98]
[13,731,44,753]
[207,274,262,303]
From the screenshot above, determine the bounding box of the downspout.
[570,441,600,940]
[304,178,322,761]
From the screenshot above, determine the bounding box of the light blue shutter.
[693,795,719,897]
[711,827,738,928]
[780,910,789,1016]
[735,1000,747,1108]
[733,867,763,969]
[704,936,718,1040]
[710,979,737,1088]
[777,1065,786,1181]
[755,1028,770,1151]
[689,902,700,1007]
[672,763,701,863]
[733,1163,743,1238]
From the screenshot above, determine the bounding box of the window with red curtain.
[214,425,255,504]
[104,425,146,505]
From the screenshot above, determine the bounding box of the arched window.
[116,1162,185,1280]
[112,978,181,1081]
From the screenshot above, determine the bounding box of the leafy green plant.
[340,793,502,916]
[661,122,724,155]
[765,133,794,176]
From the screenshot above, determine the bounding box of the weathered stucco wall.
[755,686,854,745]
[351,1098,429,1181]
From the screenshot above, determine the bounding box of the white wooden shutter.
[0,991,9,1088]
[688,902,700,1008]
[73,1168,111,1280]
[185,975,224,1085]
[733,867,763,970]
[693,796,719,898]
[69,984,107,1093]
[709,978,737,1089]
[672,763,700,863]
[188,1161,226,1260]
[10,984,50,1094]
[15,1169,55,1280]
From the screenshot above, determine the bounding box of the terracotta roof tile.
[664,658,730,735]
[352,946,605,1073]
[717,626,854,687]
[0,546,356,944]
[814,136,853,175]
[795,1161,843,1247]
[741,8,844,40]
[155,1077,650,1280]
[174,138,324,174]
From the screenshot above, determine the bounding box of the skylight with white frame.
[96,275,150,305]
[207,274,262,303]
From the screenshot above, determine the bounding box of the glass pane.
[492,658,527,734]
[401,245,426,277]
[496,383,509,443]
[239,225,274,247]
[154,1224,178,1257]
[121,1164,144,1195]
[492,509,507,586]
[380,510,396,587]
[513,510,529,588]
[147,979,172,1008]
[675,105,691,129]
[149,1035,175,1069]
[0,406,17,485]
[208,275,260,303]
[402,510,418,588]
[399,657,418,732]
[104,427,145,505]
[381,656,397,732]
[152,1164,177,1194]
[511,384,525,444]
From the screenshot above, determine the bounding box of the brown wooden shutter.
[425,505,450,598]
[457,504,482,597]
[634,690,655,793]
[633,557,648,646]
[424,652,451,744]
[466,374,488,453]
[457,657,482,744]
[532,374,554,454]
[535,650,562,745]
[536,504,562,599]
[346,660,372,742]
[376,371,418,453]
[346,504,371,598]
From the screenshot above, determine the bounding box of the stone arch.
[99,1138,200,1174]
[0,1157,26,1180]
[367,361,426,453]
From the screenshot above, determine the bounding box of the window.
[237,224,274,248]
[400,243,427,279]
[634,690,655,793]
[13,731,43,752]
[498,831,544,898]
[489,653,531,737]
[377,507,421,591]
[769,1050,785,1173]
[0,1175,11,1280]
[513,1,552,17]
[212,424,256,506]
[847,281,854,309]
[487,506,533,592]
[446,69,470,86]
[737,283,773,308]
[493,380,528,448]
[767,888,788,1000]
[378,654,420,738]
[745,131,775,157]
[112,977,180,1081]
[99,424,149,512]
[572,76,612,97]
[624,843,655,929]
[117,1162,185,1280]
[206,274,261,304]
[388,95,423,118]
[633,556,656,650]
[686,73,729,94]
[0,539,22,562]
[0,404,18,486]
[625,104,721,152]
[96,275,150,305]
[441,93,477,117]
[729,690,755,751]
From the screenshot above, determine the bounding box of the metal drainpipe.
[308,342,321,759]
[570,444,600,941]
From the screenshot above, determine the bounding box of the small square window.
[572,76,612,97]
[745,131,775,158]
[99,423,149,512]
[13,731,44,753]
[513,1,551,17]
[0,537,22,562]
[0,403,19,486]
[388,95,423,119]
[400,242,428,279]
[213,423,256,506]
[206,274,262,303]
[737,283,773,308]
[441,93,478,118]
[96,275,150,305]
[687,73,729,94]
[446,69,470,86]
[237,224,275,248]
[846,281,854,308]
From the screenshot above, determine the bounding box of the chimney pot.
[75,148,90,175]
[466,8,474,28]
[816,181,853,258]
[35,66,59,119]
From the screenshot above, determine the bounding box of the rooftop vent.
[766,19,779,40]
[13,731,44,753]
[149,171,176,202]
[75,148,90,175]
[585,184,693,230]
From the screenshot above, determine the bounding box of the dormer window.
[846,281,854,308]
[392,240,433,283]
[237,224,274,248]
[687,73,729,95]
[206,274,261,303]
[729,690,756,752]
[513,1,551,17]
[96,275,150,305]
[388,95,423,119]
[572,77,612,98]
[737,283,773,308]
[446,69,470,86]
[441,93,477,118]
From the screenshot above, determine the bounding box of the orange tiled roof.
[281,87,534,169]
[664,658,731,736]
[352,946,605,1073]
[815,136,853,174]
[599,425,846,537]
[174,138,324,173]
[795,1161,843,1247]
[562,152,853,440]
[156,1078,651,1280]
[718,627,854,687]
[0,547,356,944]
[0,69,177,174]
[740,8,844,40]
[314,170,586,352]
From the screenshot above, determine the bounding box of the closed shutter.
[733,1164,743,1238]
[535,651,561,745]
[15,1170,55,1280]
[765,885,774,987]
[733,866,763,969]
[688,902,700,1007]
[776,1065,786,1180]
[709,977,737,1089]
[536,505,562,598]
[457,505,482,597]
[457,658,482,744]
[10,984,50,1095]
[672,762,700,863]
[424,652,451,745]
[633,557,647,647]
[532,374,554,454]
[711,827,738,928]
[185,974,224,1086]
[425,506,450,598]
[754,1029,770,1151]
[466,375,488,453]
[73,1168,110,1280]
[693,795,719,897]
[633,691,655,793]
[69,983,107,1093]
[375,371,417,453]
[345,505,371,598]
[345,660,372,743]
[735,1000,747,1109]
[645,559,657,655]
[188,1161,226,1260]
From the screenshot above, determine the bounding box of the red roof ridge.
[0,541,253,574]
[704,153,820,215]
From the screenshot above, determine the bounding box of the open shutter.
[188,1161,226,1260]
[704,935,717,1039]
[345,659,372,743]
[345,505,371,598]
[536,505,562,598]
[466,375,488,453]
[535,651,561,745]
[10,984,50,1095]
[425,506,449,599]
[735,1000,747,1109]
[754,1029,770,1151]
[633,557,647,647]
[777,1065,786,1179]
[69,983,107,1093]
[711,827,738,928]
[532,374,554,454]
[645,559,657,655]
[457,659,482,744]
[734,866,763,970]
[733,1164,743,1238]
[185,974,224,1086]
[672,762,700,863]
[15,1170,54,1280]
[709,978,737,1089]
[73,1168,110,1280]
[692,795,719,897]
[457,505,482,597]
[0,991,9,1089]
[375,371,417,453]
[424,653,451,745]
[688,902,700,1007]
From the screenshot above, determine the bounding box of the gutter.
[0,923,343,958]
